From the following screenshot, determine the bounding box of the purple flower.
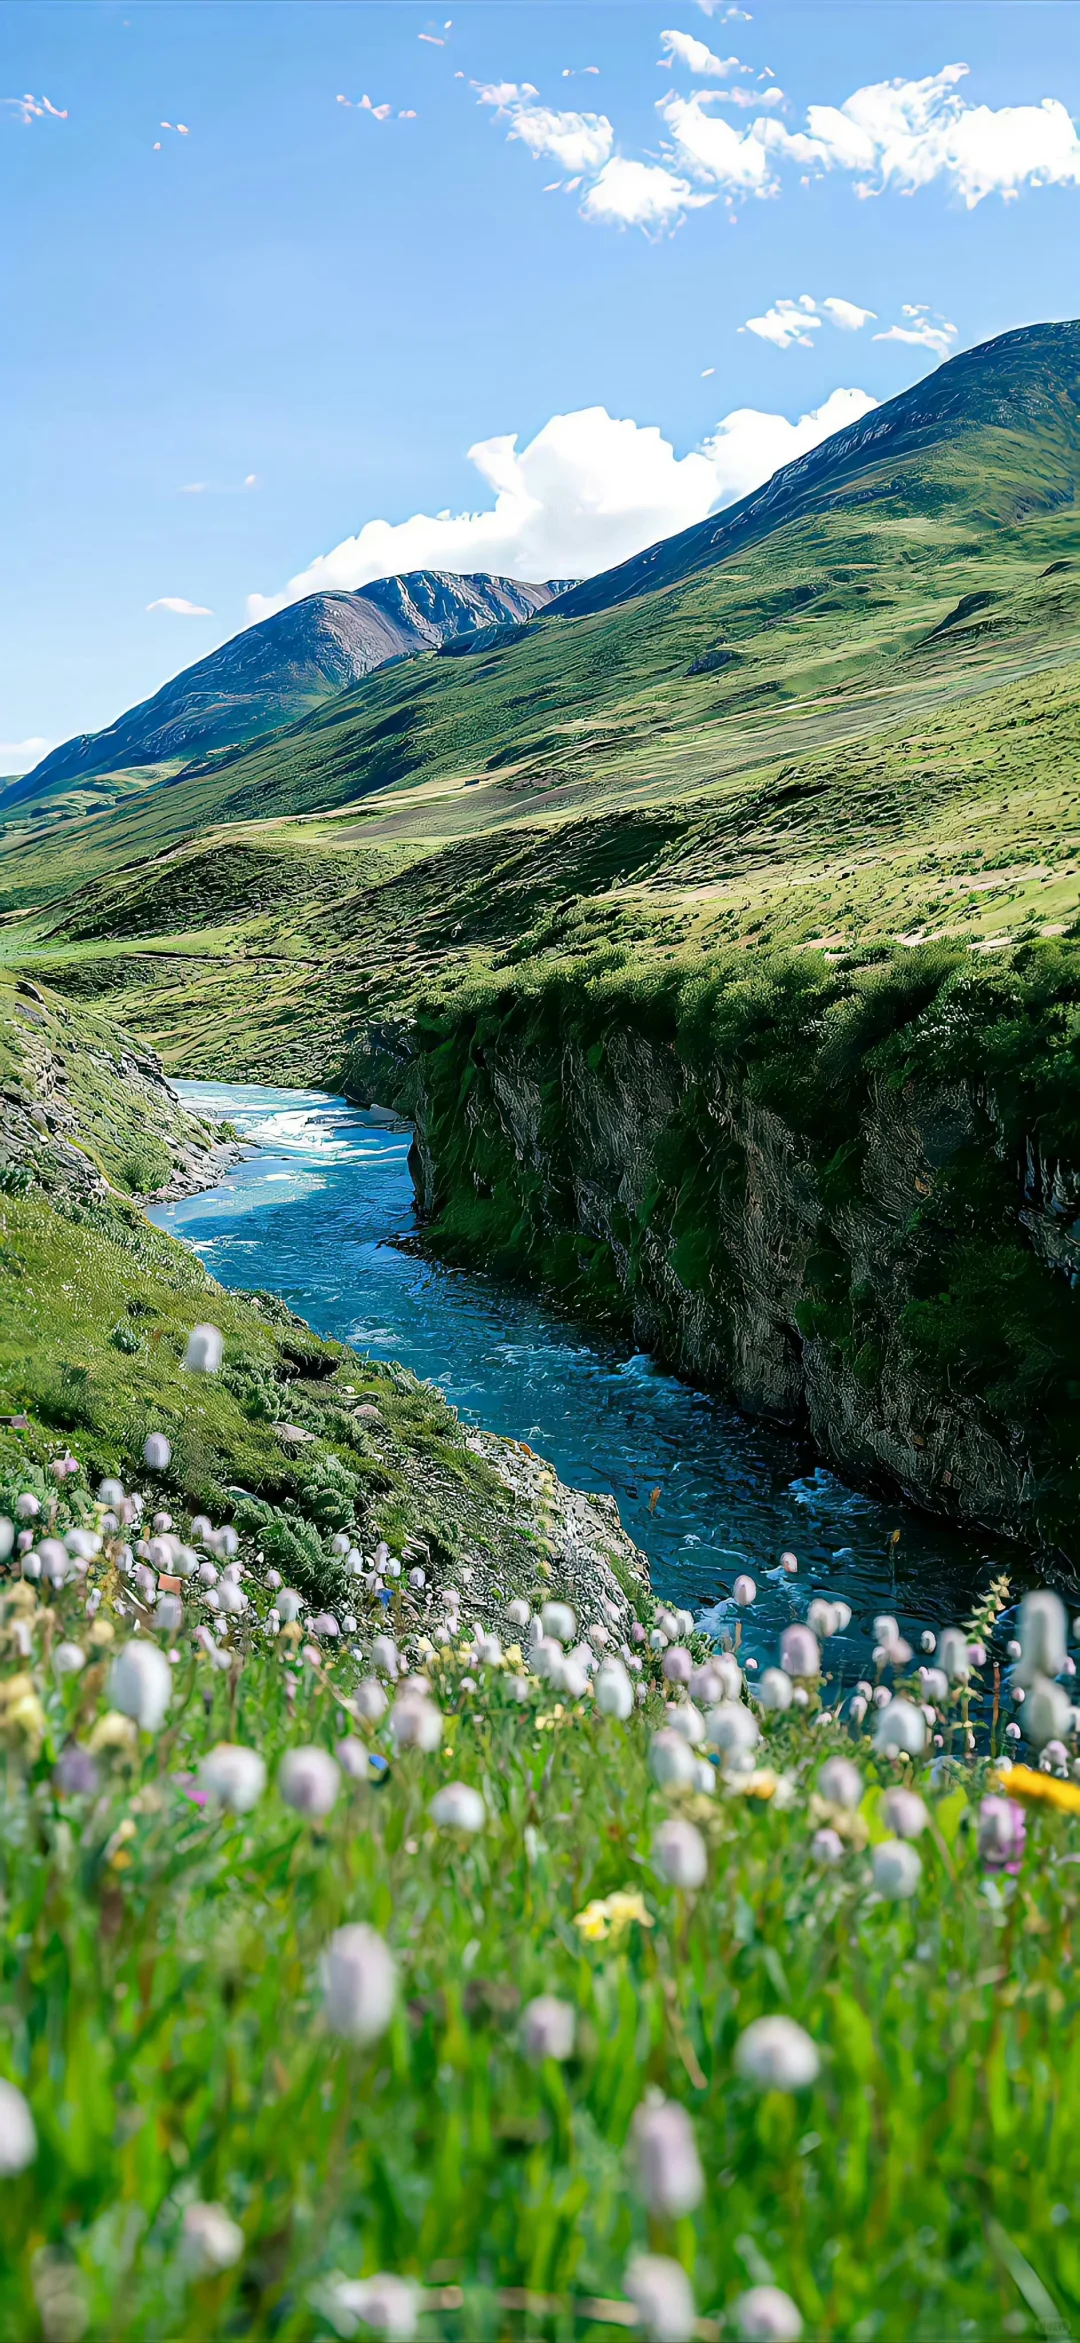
[978,1794,1026,1873]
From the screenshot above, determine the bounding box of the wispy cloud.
[180,474,259,496]
[742,291,876,347]
[337,92,416,122]
[0,736,56,776]
[147,597,214,616]
[3,92,68,126]
[474,83,614,177]
[658,30,741,77]
[873,305,957,359]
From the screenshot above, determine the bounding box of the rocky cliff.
[383,942,1080,1555]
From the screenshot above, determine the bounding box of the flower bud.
[653,1817,706,1890]
[883,1788,928,1839]
[430,1781,485,1832]
[143,1433,171,1471]
[595,1659,633,1719]
[818,1756,862,1810]
[325,2276,418,2341]
[180,2202,243,2277]
[937,1626,970,1683]
[872,1838,922,1899]
[0,2078,36,2173]
[780,1550,798,1574]
[1024,1674,1072,1749]
[389,1693,443,1751]
[649,1728,698,1790]
[664,1701,705,1745]
[811,1827,844,1867]
[109,1640,172,1732]
[661,1645,692,1685]
[278,1746,340,1817]
[540,1601,576,1645]
[757,1668,792,1713]
[506,1598,531,1628]
[735,2015,819,2091]
[625,2255,695,2343]
[354,1679,388,1723]
[706,1702,759,1761]
[632,2098,704,2217]
[733,1575,756,1607]
[1016,1589,1067,1686]
[54,1743,99,1796]
[322,1923,396,2043]
[780,1625,819,1678]
[184,1324,223,1375]
[522,1995,575,2063]
[978,1794,1025,1869]
[691,1656,740,1705]
[53,1642,86,1678]
[808,1599,840,1640]
[200,1743,266,1813]
[873,1696,926,1758]
[336,1735,372,1780]
[371,1633,400,1678]
[732,2285,803,2340]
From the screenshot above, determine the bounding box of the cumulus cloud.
[147,597,214,616]
[580,155,712,230]
[743,292,877,346]
[659,89,775,190]
[794,62,1080,206]
[247,387,876,621]
[658,30,740,77]
[822,295,876,330]
[0,736,56,775]
[474,82,613,175]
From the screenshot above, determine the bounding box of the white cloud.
[696,1,751,16]
[658,30,739,77]
[744,295,821,349]
[580,155,712,230]
[0,736,55,775]
[796,63,1080,206]
[247,387,877,621]
[147,597,214,616]
[3,92,68,125]
[822,294,876,330]
[475,83,613,175]
[873,306,957,359]
[659,89,774,190]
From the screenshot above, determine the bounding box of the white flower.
[506,1598,531,1628]
[1016,1589,1067,1686]
[625,2254,696,2343]
[54,1643,85,1678]
[389,1694,443,1751]
[807,1599,840,1640]
[0,2078,36,2173]
[661,1645,692,1685]
[540,1601,575,1645]
[180,2201,244,2276]
[337,1736,372,1780]
[691,1657,740,1705]
[733,1575,756,1607]
[656,1608,679,1640]
[521,1995,575,2063]
[322,2274,419,2342]
[818,1756,862,1810]
[143,1433,171,1470]
[184,1324,223,1375]
[200,1743,267,1813]
[664,1701,705,1745]
[371,1634,400,1678]
[595,1659,633,1719]
[1024,1674,1072,1749]
[735,2016,820,2092]
[277,1589,303,1622]
[811,1827,844,1867]
[705,1702,759,1759]
[873,1697,926,1758]
[632,2098,704,2217]
[16,1494,40,1520]
[780,1625,819,1678]
[757,1668,792,1713]
[430,1781,485,1832]
[732,2285,804,2339]
[649,1728,698,1790]
[883,1788,928,1839]
[653,1817,707,1890]
[872,1838,922,1899]
[936,1626,970,1682]
[353,1679,388,1723]
[108,1641,172,1732]
[278,1747,340,1817]
[322,1923,396,2043]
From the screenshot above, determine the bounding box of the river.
[149,1080,1011,1666]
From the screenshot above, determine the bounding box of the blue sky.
[3,0,1080,768]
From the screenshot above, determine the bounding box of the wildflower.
[705,1703,760,1761]
[322,1923,397,2043]
[521,1995,575,2063]
[733,1575,756,1607]
[873,1696,926,1758]
[143,1433,171,1471]
[665,1701,705,1745]
[108,1641,172,1732]
[978,1794,1027,1868]
[541,1601,575,1645]
[757,1667,792,1713]
[573,1889,653,1944]
[0,2078,36,2173]
[371,1633,400,1677]
[595,1658,633,1718]
[937,1626,970,1683]
[808,1599,840,1640]
[1015,1589,1067,1686]
[276,1587,303,1622]
[992,1763,1080,1817]
[53,1642,85,1678]
[884,1788,928,1839]
[632,2097,704,2217]
[732,2286,804,2340]
[811,1827,844,1867]
[818,1756,862,1810]
[389,1693,443,1751]
[692,1656,740,1704]
[183,1324,223,1375]
[310,1612,339,1638]
[1024,1675,1072,1749]
[180,2201,244,2277]
[430,1781,485,1832]
[780,1625,819,1678]
[336,1736,371,1780]
[872,1838,922,1899]
[321,2274,419,2341]
[15,1494,40,1521]
[625,2254,695,2343]
[200,1744,267,1814]
[54,1744,99,1797]
[649,1728,698,1790]
[662,1645,692,1685]
[506,1598,531,1628]
[653,1817,706,1890]
[278,1747,341,1818]
[735,2016,820,2092]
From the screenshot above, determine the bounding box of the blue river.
[150,1081,1011,1665]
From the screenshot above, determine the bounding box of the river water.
[150,1080,1011,1668]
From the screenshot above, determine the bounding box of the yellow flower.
[87,1709,139,1754]
[573,1900,611,1942]
[573,1888,654,1945]
[0,1672,46,1753]
[993,1763,1080,1815]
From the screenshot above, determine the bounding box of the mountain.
[9,570,571,810]
[552,320,1080,617]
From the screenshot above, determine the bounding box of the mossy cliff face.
[392,941,1080,1554]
